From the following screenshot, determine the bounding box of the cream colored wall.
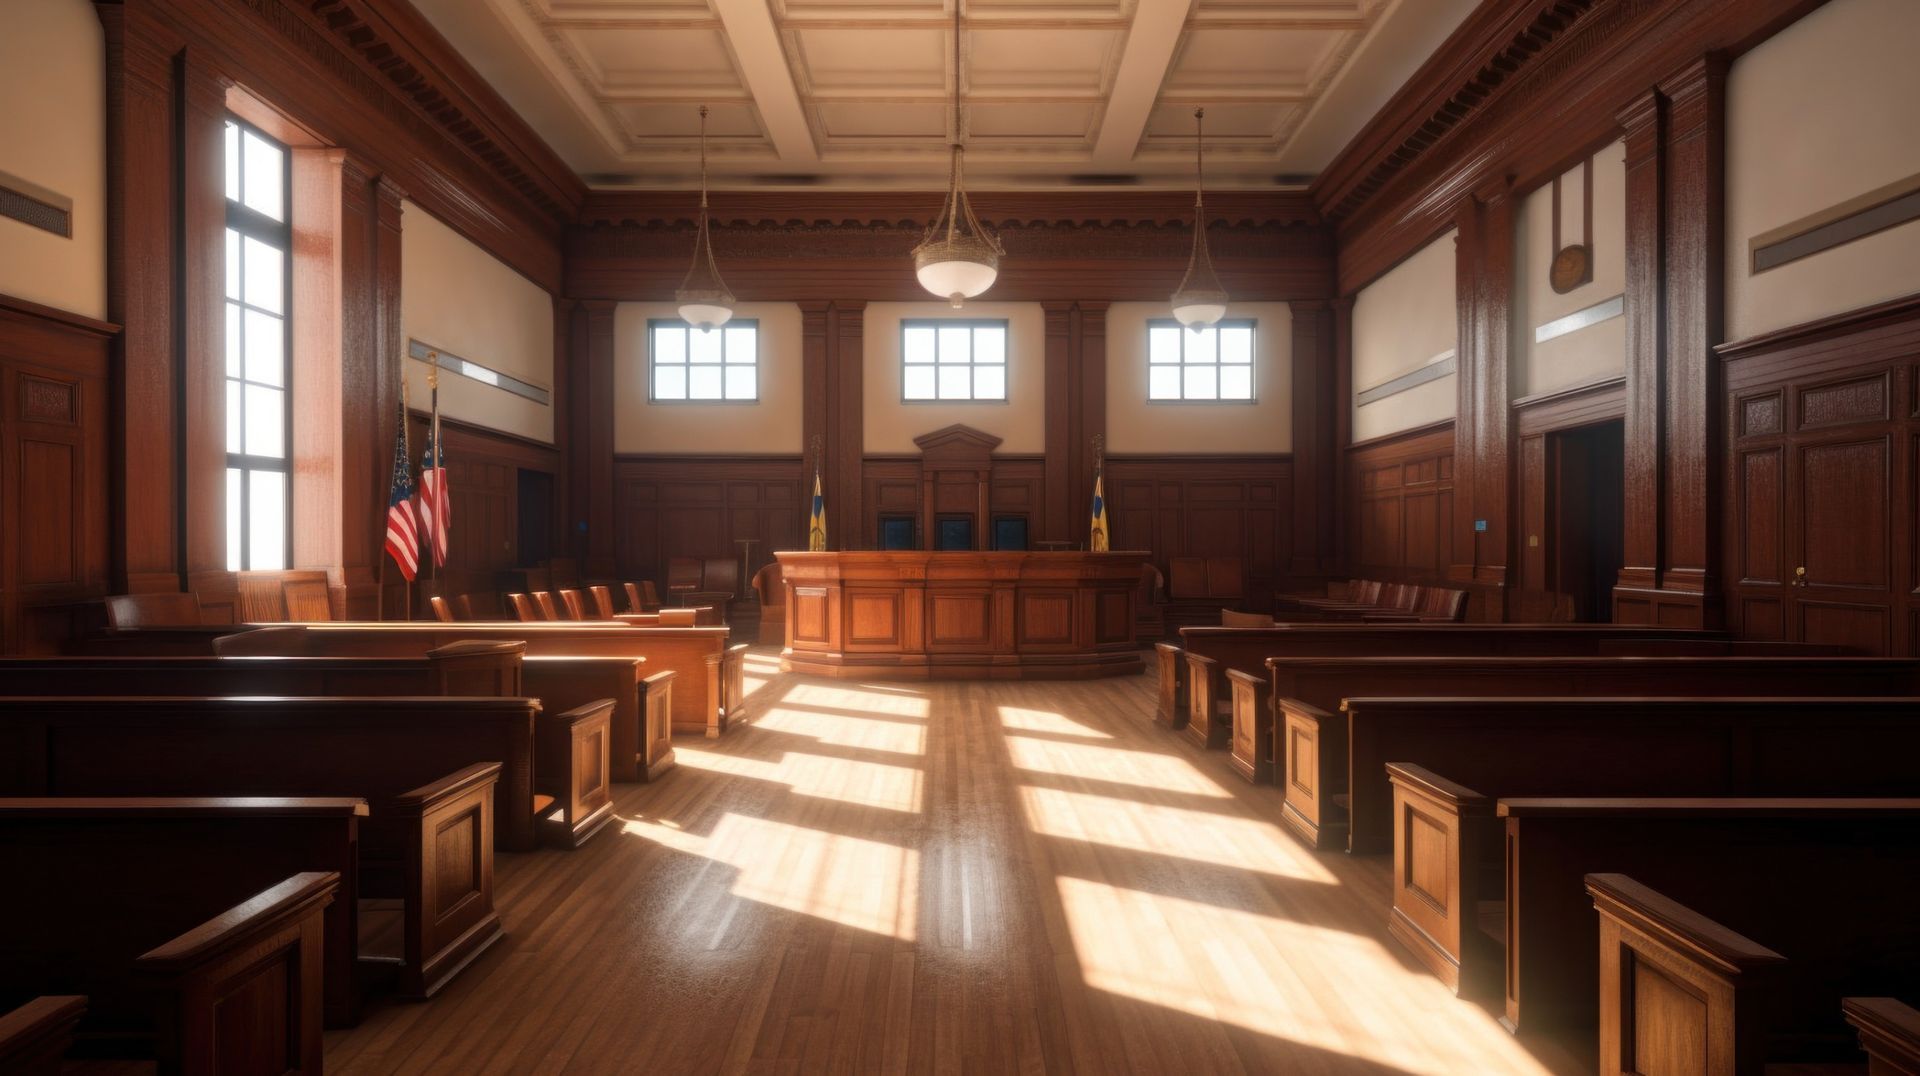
[1726,0,1920,339]
[1105,302,1293,454]
[863,302,1046,454]
[401,201,555,443]
[0,0,106,320]
[1513,140,1626,398]
[613,302,804,454]
[1352,230,1457,442]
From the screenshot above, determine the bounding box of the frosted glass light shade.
[1171,296,1228,331]
[676,301,734,332]
[915,256,998,308]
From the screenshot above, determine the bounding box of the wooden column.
[1450,186,1516,620]
[99,3,181,593]
[571,301,617,578]
[329,158,391,619]
[180,49,229,586]
[1074,302,1108,548]
[550,294,576,570]
[1290,299,1334,582]
[801,301,864,550]
[1330,296,1356,579]
[370,176,406,617]
[1043,301,1108,548]
[1043,303,1073,544]
[1613,55,1725,629]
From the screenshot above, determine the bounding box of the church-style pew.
[212,622,748,738]
[1372,696,1920,993]
[0,996,85,1075]
[1588,876,1920,1075]
[1493,798,1920,1039]
[0,644,621,844]
[1264,655,1920,848]
[1157,623,1721,733]
[0,694,542,856]
[0,793,499,1027]
[3,872,335,1072]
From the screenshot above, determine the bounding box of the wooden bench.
[0,644,620,845]
[1588,876,1920,1074]
[1159,624,1722,733]
[0,996,85,1075]
[1264,656,1920,849]
[1494,798,1920,1039]
[0,871,335,1071]
[212,622,748,738]
[1373,694,1920,993]
[0,790,502,1028]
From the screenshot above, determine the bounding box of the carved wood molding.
[577,190,1323,232]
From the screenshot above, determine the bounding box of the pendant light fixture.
[676,105,735,331]
[912,0,1002,308]
[1170,107,1228,331]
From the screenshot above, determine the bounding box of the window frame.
[899,318,1011,404]
[1145,317,1259,404]
[223,115,293,571]
[646,317,762,404]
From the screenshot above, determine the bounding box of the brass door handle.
[1792,566,1808,588]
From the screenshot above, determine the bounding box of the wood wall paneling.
[614,457,805,588]
[1102,456,1293,608]
[1345,424,1454,587]
[397,415,561,618]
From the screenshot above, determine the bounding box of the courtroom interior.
[3,0,1919,1072]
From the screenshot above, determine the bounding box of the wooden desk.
[776,551,1147,680]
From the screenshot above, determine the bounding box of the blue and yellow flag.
[1089,467,1109,552]
[808,471,828,551]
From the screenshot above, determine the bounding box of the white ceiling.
[413,0,1479,189]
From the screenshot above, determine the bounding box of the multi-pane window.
[1147,319,1256,401]
[902,320,1007,401]
[649,319,759,401]
[223,119,291,570]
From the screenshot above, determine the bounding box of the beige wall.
[0,0,106,320]
[1513,140,1626,398]
[401,201,555,443]
[863,302,1046,455]
[1726,0,1920,339]
[1105,302,1293,454]
[613,301,804,454]
[1352,230,1457,442]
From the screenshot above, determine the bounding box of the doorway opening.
[516,468,553,568]
[1547,419,1624,622]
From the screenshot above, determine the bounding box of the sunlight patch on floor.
[780,682,931,718]
[1055,877,1556,1076]
[996,705,1114,740]
[1003,733,1231,798]
[1019,784,1336,883]
[674,743,925,813]
[754,706,928,757]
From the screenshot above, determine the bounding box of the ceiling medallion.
[911,0,1003,308]
[675,104,736,331]
[1170,107,1229,331]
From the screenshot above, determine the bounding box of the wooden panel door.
[1787,430,1895,652]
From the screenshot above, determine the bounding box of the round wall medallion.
[1549,244,1590,293]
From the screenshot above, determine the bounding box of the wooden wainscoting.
[1344,423,1454,587]
[614,456,805,586]
[860,455,1049,551]
[1719,294,1920,655]
[1102,455,1294,608]
[0,295,115,653]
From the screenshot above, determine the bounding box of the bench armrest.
[0,996,87,1076]
[392,761,503,812]
[1385,762,1488,809]
[1844,998,1920,1074]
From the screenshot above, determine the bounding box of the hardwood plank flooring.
[324,649,1581,1074]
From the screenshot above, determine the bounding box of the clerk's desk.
[776,550,1148,680]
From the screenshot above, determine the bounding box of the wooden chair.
[507,593,539,622]
[532,591,560,621]
[624,581,662,614]
[429,595,455,623]
[105,592,202,628]
[454,594,478,620]
[1220,609,1274,628]
[558,589,587,620]
[282,579,333,622]
[702,557,741,602]
[588,585,615,619]
[667,557,702,594]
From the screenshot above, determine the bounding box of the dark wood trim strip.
[1354,351,1457,406]
[1750,174,1920,273]
[1511,373,1626,412]
[1715,291,1920,362]
[0,293,120,337]
[1344,418,1457,452]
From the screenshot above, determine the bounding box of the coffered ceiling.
[412,0,1478,188]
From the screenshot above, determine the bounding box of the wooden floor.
[324,649,1580,1075]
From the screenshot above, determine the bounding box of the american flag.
[418,411,449,568]
[384,400,419,581]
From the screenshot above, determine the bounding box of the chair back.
[507,592,539,621]
[667,557,702,592]
[282,579,333,622]
[1220,609,1275,628]
[642,581,663,609]
[454,594,477,620]
[1353,579,1384,605]
[558,589,586,620]
[588,585,615,619]
[105,592,202,628]
[751,563,784,604]
[702,557,741,600]
[429,595,455,622]
[623,582,646,614]
[532,591,560,620]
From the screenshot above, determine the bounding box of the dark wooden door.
[1785,428,1896,652]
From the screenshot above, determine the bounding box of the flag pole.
[427,351,441,594]
[400,372,413,622]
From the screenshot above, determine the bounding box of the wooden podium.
[776,550,1147,680]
